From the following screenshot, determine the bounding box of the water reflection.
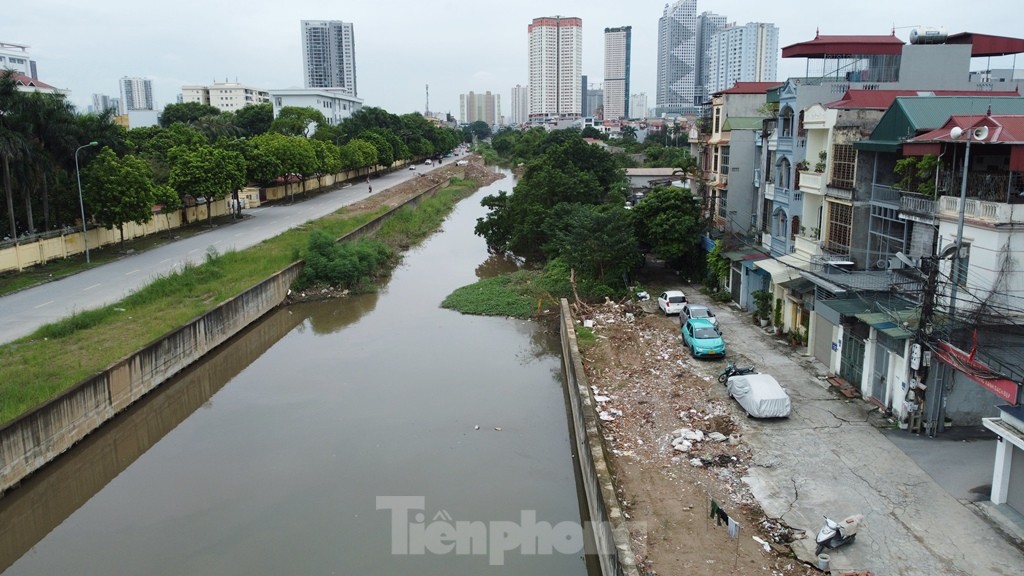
[474,252,522,279]
[1,169,588,576]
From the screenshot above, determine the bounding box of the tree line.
[0,70,463,245]
[475,127,706,297]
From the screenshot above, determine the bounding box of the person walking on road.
[366,176,372,194]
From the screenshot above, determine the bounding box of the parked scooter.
[718,360,756,384]
[815,514,864,556]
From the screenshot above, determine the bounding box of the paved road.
[0,159,451,346]
[694,294,1024,575]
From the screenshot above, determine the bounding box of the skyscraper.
[630,93,649,119]
[528,16,583,123]
[603,26,632,120]
[301,20,357,96]
[91,93,116,114]
[695,11,728,106]
[119,77,154,114]
[655,0,698,116]
[510,84,529,125]
[705,22,779,95]
[459,91,500,125]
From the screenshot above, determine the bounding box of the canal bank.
[0,168,480,496]
[1,169,593,575]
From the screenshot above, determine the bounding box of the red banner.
[934,341,1020,405]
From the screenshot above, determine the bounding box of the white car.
[682,303,718,327]
[726,373,791,418]
[424,159,433,165]
[657,290,687,315]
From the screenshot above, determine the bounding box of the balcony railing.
[825,186,853,201]
[798,171,823,194]
[870,184,900,207]
[900,192,936,223]
[775,186,790,202]
[937,196,1024,225]
[937,170,1024,204]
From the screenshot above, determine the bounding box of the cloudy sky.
[8,0,1024,119]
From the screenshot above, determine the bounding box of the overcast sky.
[8,0,1024,120]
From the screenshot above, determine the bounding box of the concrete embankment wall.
[559,299,639,576]
[0,265,302,495]
[0,173,456,496]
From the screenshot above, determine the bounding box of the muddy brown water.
[0,171,591,576]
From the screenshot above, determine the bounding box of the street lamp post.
[75,141,98,263]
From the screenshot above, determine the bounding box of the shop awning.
[753,255,805,284]
[722,247,769,262]
[854,312,916,339]
[778,276,815,294]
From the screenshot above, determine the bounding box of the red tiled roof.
[8,71,56,90]
[717,82,782,95]
[825,89,1022,110]
[782,33,905,58]
[945,33,1024,57]
[911,115,1024,143]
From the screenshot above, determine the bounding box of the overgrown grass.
[574,326,597,347]
[0,178,479,425]
[441,270,548,317]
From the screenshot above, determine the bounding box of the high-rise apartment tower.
[528,16,583,123]
[301,20,357,96]
[604,26,632,119]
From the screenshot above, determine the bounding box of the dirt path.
[576,290,816,576]
[341,158,501,218]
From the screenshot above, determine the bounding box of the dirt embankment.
[345,157,502,218]
[575,297,815,576]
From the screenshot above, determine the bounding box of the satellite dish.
[972,125,989,141]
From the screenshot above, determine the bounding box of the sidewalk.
[720,310,1024,574]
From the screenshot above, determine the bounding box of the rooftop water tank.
[909,26,948,44]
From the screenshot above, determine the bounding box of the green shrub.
[294,231,396,290]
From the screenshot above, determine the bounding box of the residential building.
[119,77,154,114]
[585,82,604,119]
[91,94,116,114]
[459,91,500,125]
[705,22,779,96]
[528,16,583,123]
[0,42,35,78]
[509,84,529,125]
[603,26,631,120]
[656,0,698,116]
[630,93,648,119]
[269,88,363,127]
[181,81,271,112]
[6,72,61,96]
[694,11,728,107]
[301,20,357,97]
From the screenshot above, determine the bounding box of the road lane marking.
[84,283,102,291]
[160,258,173,264]
[126,269,140,276]
[34,300,54,309]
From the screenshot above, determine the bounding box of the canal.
[0,170,591,575]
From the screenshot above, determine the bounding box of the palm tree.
[0,70,30,240]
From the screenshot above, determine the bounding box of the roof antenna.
[987,105,992,116]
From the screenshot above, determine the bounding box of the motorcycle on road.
[718,360,756,384]
[815,514,864,556]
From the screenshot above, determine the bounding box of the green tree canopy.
[271,106,328,137]
[630,185,704,271]
[543,203,639,285]
[231,103,273,137]
[168,144,245,223]
[159,102,222,128]
[82,147,158,248]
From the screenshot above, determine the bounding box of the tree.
[580,126,605,140]
[271,106,328,137]
[159,102,222,128]
[152,184,182,237]
[310,139,342,187]
[630,185,704,272]
[468,120,492,140]
[543,203,639,285]
[340,139,378,173]
[231,103,273,137]
[620,125,638,142]
[168,144,245,224]
[359,131,394,172]
[82,147,158,249]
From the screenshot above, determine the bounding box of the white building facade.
[459,91,500,126]
[0,42,35,78]
[301,20,357,97]
[509,84,529,125]
[630,93,648,119]
[528,16,583,123]
[119,77,154,114]
[705,22,779,96]
[603,26,631,120]
[181,82,271,112]
[268,88,363,126]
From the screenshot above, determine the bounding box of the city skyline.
[9,1,1024,119]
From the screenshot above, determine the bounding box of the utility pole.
[909,255,940,434]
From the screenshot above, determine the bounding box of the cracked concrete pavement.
[694,294,1024,575]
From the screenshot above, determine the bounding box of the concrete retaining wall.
[0,172,456,496]
[559,299,639,576]
[0,264,303,495]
